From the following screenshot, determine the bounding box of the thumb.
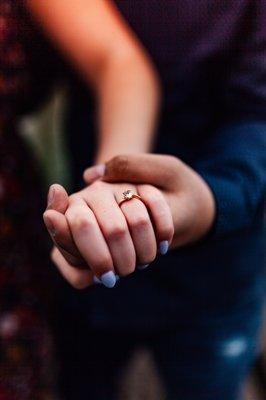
[83,164,106,185]
[103,154,181,189]
[46,183,69,214]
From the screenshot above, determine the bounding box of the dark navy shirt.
[65,0,266,331]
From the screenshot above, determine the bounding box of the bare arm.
[27,0,160,162]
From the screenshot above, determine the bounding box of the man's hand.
[43,153,215,290]
[84,154,216,248]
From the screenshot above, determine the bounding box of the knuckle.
[68,193,79,205]
[76,216,92,231]
[91,179,104,190]
[68,214,92,232]
[131,215,150,231]
[105,223,127,241]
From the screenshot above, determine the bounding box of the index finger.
[44,209,87,268]
[103,154,182,189]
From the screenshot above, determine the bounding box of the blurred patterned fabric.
[0,1,60,398]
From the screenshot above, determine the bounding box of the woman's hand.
[43,180,174,289]
[44,153,215,290]
[84,154,216,248]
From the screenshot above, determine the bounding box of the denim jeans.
[57,302,262,400]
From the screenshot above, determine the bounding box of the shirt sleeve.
[193,0,266,238]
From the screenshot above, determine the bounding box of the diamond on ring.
[123,189,134,200]
[119,189,143,207]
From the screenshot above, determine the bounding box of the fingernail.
[94,274,119,286]
[159,241,169,255]
[100,271,116,288]
[137,264,149,270]
[47,187,55,208]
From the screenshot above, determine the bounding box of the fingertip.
[159,240,169,255]
[51,183,68,200]
[50,182,67,192]
[47,183,69,213]
[99,271,116,288]
[83,164,106,184]
[47,185,55,209]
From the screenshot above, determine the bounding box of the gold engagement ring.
[118,189,143,207]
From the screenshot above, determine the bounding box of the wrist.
[170,171,216,248]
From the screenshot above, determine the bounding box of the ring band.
[118,189,143,207]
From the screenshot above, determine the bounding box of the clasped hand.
[43,154,215,289]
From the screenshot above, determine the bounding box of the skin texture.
[28,2,214,287]
[101,155,216,247]
[44,179,174,288]
[27,0,160,162]
[44,154,215,289]
[27,0,163,287]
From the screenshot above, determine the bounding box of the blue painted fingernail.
[94,274,119,286]
[100,271,116,288]
[159,241,169,255]
[93,276,102,285]
[137,264,149,270]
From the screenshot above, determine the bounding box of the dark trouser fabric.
[56,304,261,400]
[54,224,265,400]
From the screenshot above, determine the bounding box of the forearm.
[94,52,160,164]
[27,0,160,165]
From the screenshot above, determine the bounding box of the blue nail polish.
[137,264,149,270]
[100,271,116,288]
[159,240,169,255]
[94,274,119,285]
